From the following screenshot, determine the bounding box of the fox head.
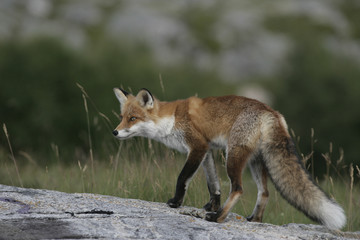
[112,88,158,139]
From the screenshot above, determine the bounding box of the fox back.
[113,88,276,153]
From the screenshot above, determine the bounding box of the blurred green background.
[1,0,360,178]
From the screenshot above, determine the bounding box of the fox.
[112,87,346,230]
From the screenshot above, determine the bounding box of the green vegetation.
[0,37,234,163]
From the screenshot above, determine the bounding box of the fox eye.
[129,116,137,122]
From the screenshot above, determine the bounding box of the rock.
[0,184,358,240]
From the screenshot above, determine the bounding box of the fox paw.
[205,212,219,222]
[167,198,182,208]
[246,215,254,222]
[246,214,262,222]
[203,202,213,212]
[203,195,221,212]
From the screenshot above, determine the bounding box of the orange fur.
[112,88,346,229]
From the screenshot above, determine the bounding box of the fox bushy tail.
[260,116,346,230]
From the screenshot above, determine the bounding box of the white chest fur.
[157,129,188,153]
[142,116,189,153]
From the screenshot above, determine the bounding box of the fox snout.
[112,128,135,139]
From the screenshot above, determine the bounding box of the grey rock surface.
[0,184,358,240]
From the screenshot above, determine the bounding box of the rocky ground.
[0,184,358,240]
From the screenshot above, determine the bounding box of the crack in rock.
[65,208,114,217]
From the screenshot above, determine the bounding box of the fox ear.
[136,88,154,109]
[113,88,129,110]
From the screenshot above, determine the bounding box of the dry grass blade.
[337,148,344,166]
[321,153,331,180]
[3,123,23,187]
[77,82,115,134]
[112,110,121,121]
[19,151,37,165]
[159,73,165,95]
[99,112,112,125]
[82,93,95,189]
[348,164,354,231]
[302,151,313,166]
[76,82,89,98]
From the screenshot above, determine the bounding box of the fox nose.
[112,130,118,136]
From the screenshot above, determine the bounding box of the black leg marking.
[167,149,207,209]
[203,194,221,212]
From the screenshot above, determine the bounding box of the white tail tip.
[318,200,346,230]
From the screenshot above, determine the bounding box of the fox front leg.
[167,148,208,208]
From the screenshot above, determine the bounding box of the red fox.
[112,88,346,230]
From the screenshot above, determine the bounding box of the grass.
[0,85,359,232]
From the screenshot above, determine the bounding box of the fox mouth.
[115,132,136,139]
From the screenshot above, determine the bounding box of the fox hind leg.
[247,154,269,222]
[202,151,221,212]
